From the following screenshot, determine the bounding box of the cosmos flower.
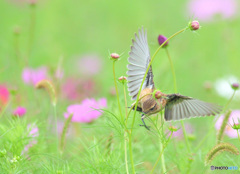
[22,67,48,86]
[13,106,26,117]
[64,98,107,123]
[215,110,240,138]
[214,75,240,100]
[187,0,238,22]
[77,54,102,75]
[22,124,39,154]
[0,85,9,109]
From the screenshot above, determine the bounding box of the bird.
[126,28,222,130]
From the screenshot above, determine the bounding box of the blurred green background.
[1,0,240,107]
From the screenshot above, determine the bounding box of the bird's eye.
[150,104,156,111]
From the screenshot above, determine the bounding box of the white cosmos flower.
[215,75,240,100]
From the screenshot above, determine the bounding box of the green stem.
[53,105,59,153]
[124,132,129,174]
[60,114,73,154]
[160,141,166,173]
[151,132,173,174]
[128,133,135,173]
[160,114,166,173]
[181,122,191,152]
[165,48,177,92]
[123,84,128,123]
[112,61,124,124]
[123,84,129,174]
[223,91,236,113]
[237,130,240,142]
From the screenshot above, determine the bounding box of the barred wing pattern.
[127,28,154,100]
[165,94,222,121]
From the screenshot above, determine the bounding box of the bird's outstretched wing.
[127,28,154,100]
[164,94,222,121]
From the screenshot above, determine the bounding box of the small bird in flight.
[126,28,222,130]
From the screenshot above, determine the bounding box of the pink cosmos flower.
[215,110,240,138]
[22,67,48,86]
[77,54,102,75]
[22,124,39,154]
[64,98,107,123]
[188,0,238,22]
[0,85,9,108]
[13,106,26,117]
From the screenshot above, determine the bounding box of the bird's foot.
[140,116,150,130]
[139,124,151,130]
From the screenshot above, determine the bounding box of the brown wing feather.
[164,94,222,121]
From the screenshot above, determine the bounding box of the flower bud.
[110,53,120,59]
[153,90,162,99]
[189,20,200,31]
[118,76,127,84]
[168,126,178,132]
[158,35,168,47]
[231,83,239,90]
[232,123,240,130]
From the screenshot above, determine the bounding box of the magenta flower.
[215,110,240,138]
[13,106,26,117]
[188,0,238,22]
[22,124,39,154]
[0,85,9,108]
[232,83,239,90]
[77,54,102,75]
[22,67,48,86]
[158,35,169,47]
[64,98,107,123]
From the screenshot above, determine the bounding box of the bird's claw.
[139,124,151,130]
